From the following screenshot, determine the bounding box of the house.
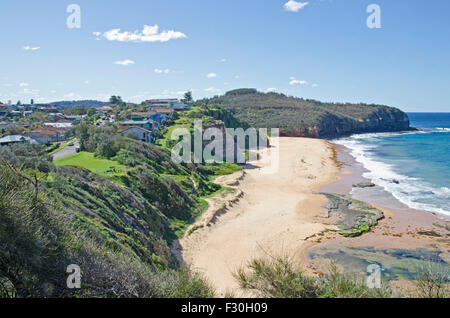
[0,135,35,146]
[9,111,22,117]
[149,112,170,124]
[0,121,10,128]
[120,118,155,130]
[0,103,7,116]
[38,107,59,113]
[120,126,153,143]
[44,122,73,129]
[64,115,85,122]
[146,99,188,111]
[27,127,67,144]
[96,105,114,115]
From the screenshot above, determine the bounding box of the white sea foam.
[333,133,450,217]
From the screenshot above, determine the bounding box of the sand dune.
[178,137,340,296]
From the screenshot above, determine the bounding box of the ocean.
[333,113,450,217]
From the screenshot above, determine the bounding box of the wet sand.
[305,143,450,277]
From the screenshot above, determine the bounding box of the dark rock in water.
[392,180,400,184]
[417,230,442,238]
[353,182,376,188]
[321,193,384,237]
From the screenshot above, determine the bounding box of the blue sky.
[0,0,449,112]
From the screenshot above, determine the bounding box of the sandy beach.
[176,136,450,296]
[177,137,340,296]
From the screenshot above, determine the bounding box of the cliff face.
[316,107,411,138]
[198,90,412,139]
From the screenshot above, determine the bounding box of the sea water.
[333,113,450,216]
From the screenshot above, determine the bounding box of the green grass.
[204,162,242,177]
[156,120,191,148]
[54,152,126,177]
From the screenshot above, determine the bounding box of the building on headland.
[0,103,8,117]
[120,119,154,130]
[145,99,189,111]
[27,127,67,145]
[96,105,114,115]
[120,126,153,144]
[0,135,36,147]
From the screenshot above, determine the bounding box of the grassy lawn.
[156,120,191,148]
[54,152,126,177]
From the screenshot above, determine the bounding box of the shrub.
[234,254,392,298]
[234,254,322,298]
[414,262,449,298]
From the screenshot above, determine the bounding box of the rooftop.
[0,135,32,144]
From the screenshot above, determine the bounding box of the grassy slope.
[54,152,126,176]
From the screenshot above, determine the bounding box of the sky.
[0,0,449,112]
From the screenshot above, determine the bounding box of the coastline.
[303,141,450,288]
[177,137,341,296]
[176,136,449,296]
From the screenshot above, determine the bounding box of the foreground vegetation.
[0,159,214,297]
[0,106,241,298]
[234,254,449,298]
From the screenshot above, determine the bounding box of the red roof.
[31,126,65,135]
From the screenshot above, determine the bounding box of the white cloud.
[266,88,277,92]
[284,1,309,12]
[20,88,40,95]
[114,59,135,66]
[23,46,40,51]
[93,32,102,40]
[64,92,81,99]
[289,77,308,85]
[206,73,217,78]
[101,25,187,43]
[220,58,226,63]
[19,82,29,87]
[154,68,170,74]
[311,83,319,87]
[84,80,90,85]
[205,87,221,94]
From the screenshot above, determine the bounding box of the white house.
[146,99,188,111]
[120,127,153,143]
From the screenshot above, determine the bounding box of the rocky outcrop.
[316,107,412,139]
[321,193,384,237]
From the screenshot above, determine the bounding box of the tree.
[109,96,123,105]
[87,108,97,117]
[182,91,193,105]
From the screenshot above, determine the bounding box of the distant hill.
[196,89,412,138]
[47,100,108,109]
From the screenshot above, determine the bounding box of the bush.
[0,161,214,298]
[234,254,322,298]
[234,254,392,298]
[414,262,449,298]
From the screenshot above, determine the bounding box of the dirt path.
[177,137,340,296]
